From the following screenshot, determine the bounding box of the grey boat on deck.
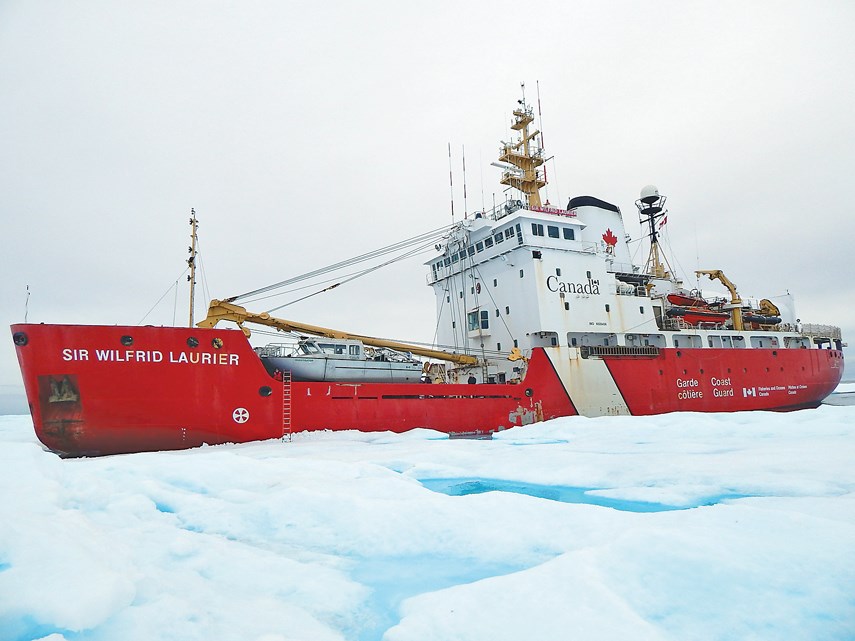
[255,337,423,383]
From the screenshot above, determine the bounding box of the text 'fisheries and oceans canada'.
[62,349,239,365]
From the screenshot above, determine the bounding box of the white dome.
[640,185,660,204]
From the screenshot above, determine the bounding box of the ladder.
[281,370,292,442]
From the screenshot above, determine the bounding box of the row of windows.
[432,221,581,281]
[531,223,575,240]
[431,224,524,278]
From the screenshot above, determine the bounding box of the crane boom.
[695,269,744,331]
[196,299,480,365]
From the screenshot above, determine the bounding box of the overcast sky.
[2,1,854,408]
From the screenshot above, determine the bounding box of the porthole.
[524,388,534,397]
[12,332,28,346]
[259,386,273,397]
[120,335,134,346]
[212,337,224,349]
[187,337,199,348]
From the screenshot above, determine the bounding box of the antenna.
[187,208,198,327]
[536,80,549,203]
[447,143,455,223]
[479,149,485,214]
[536,80,545,150]
[24,285,30,323]
[462,144,468,219]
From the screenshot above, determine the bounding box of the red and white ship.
[11,95,845,456]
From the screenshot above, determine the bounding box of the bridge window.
[531,223,544,236]
[563,228,575,240]
[548,225,559,238]
[467,311,478,331]
[485,237,494,248]
[476,241,484,252]
[495,233,504,244]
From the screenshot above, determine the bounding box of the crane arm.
[695,269,744,330]
[695,270,741,304]
[196,299,479,366]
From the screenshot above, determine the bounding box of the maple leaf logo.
[602,228,618,247]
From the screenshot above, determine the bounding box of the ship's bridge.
[426,195,652,379]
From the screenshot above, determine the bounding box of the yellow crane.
[196,299,480,366]
[695,269,744,331]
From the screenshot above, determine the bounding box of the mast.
[188,208,198,327]
[497,83,546,208]
[635,186,673,279]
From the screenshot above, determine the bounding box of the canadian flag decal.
[602,229,618,247]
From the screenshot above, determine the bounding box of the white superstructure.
[424,91,843,392]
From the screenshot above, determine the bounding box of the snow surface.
[2,402,855,641]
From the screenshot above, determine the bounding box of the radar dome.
[640,185,660,205]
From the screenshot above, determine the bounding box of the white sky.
[2,405,854,639]
[2,1,854,398]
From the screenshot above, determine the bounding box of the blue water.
[0,615,78,641]
[420,477,748,512]
[351,554,526,641]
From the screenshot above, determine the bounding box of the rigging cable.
[138,267,189,325]
[265,240,439,314]
[226,224,454,303]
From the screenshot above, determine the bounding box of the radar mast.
[497,84,546,208]
[636,185,673,279]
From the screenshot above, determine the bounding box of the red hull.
[603,348,842,414]
[11,323,843,456]
[11,324,575,456]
